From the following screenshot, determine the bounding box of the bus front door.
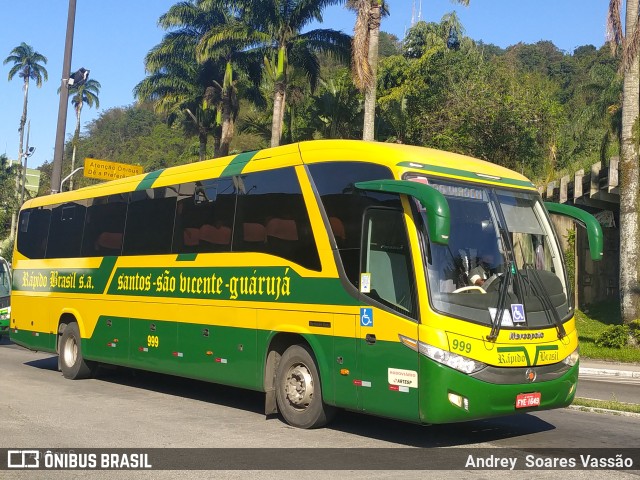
[356,207,420,422]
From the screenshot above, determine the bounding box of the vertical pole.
[50,0,77,194]
[20,121,30,204]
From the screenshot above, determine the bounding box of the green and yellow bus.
[10,140,602,428]
[0,256,10,338]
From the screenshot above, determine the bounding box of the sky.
[0,0,612,170]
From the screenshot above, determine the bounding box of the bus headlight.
[418,343,486,374]
[399,335,486,374]
[562,347,579,367]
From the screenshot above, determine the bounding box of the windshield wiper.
[486,260,513,342]
[520,265,566,339]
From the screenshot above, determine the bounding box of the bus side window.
[46,202,87,258]
[17,208,51,259]
[307,161,397,286]
[361,208,417,318]
[173,179,236,254]
[81,195,127,257]
[123,188,177,256]
[233,167,320,271]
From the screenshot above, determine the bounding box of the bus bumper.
[419,356,579,424]
[0,307,9,337]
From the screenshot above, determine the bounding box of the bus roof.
[24,140,535,209]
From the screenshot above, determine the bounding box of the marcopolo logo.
[7,450,40,468]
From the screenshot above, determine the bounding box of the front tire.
[59,322,96,379]
[275,344,335,429]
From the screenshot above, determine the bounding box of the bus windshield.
[409,175,570,329]
[0,259,10,299]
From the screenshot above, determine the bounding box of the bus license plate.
[516,392,541,408]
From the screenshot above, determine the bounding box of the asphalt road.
[1,337,638,479]
[577,374,640,404]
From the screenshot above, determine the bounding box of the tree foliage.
[29,9,625,201]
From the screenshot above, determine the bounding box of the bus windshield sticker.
[360,273,371,293]
[511,304,526,323]
[360,308,373,327]
[488,307,514,327]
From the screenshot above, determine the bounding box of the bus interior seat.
[95,232,123,253]
[199,223,232,248]
[183,227,200,247]
[242,222,267,250]
[329,216,346,245]
[265,217,298,258]
[265,218,298,241]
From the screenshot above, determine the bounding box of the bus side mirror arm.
[544,202,603,261]
[355,180,450,245]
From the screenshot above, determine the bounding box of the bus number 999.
[147,335,159,348]
[452,339,471,354]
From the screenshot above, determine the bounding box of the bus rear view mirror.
[544,202,603,261]
[355,179,450,245]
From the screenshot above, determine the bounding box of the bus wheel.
[59,322,96,380]
[276,344,335,429]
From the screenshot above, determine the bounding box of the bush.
[595,325,629,349]
[629,320,640,347]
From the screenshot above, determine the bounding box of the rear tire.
[59,322,96,379]
[275,344,335,429]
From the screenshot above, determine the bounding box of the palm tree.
[4,42,47,239]
[136,40,218,161]
[136,3,223,161]
[244,0,351,147]
[68,79,100,190]
[608,0,640,323]
[347,0,386,141]
[139,1,261,158]
[348,1,468,141]
[193,0,264,156]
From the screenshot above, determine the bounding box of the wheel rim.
[284,362,314,410]
[62,335,78,368]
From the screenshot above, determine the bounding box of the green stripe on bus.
[220,150,259,177]
[397,162,535,188]
[12,255,118,294]
[176,254,198,262]
[136,170,165,191]
[107,266,359,306]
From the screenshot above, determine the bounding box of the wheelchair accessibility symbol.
[360,308,373,327]
[511,304,526,323]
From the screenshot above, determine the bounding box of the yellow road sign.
[84,158,143,181]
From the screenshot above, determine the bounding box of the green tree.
[153,0,263,158]
[377,32,401,58]
[37,104,195,192]
[377,25,562,178]
[348,0,387,141]
[562,48,621,166]
[193,0,265,156]
[245,0,351,147]
[608,0,640,323]
[311,69,362,139]
[135,22,219,161]
[3,42,48,239]
[64,78,101,190]
[0,154,17,242]
[349,1,467,141]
